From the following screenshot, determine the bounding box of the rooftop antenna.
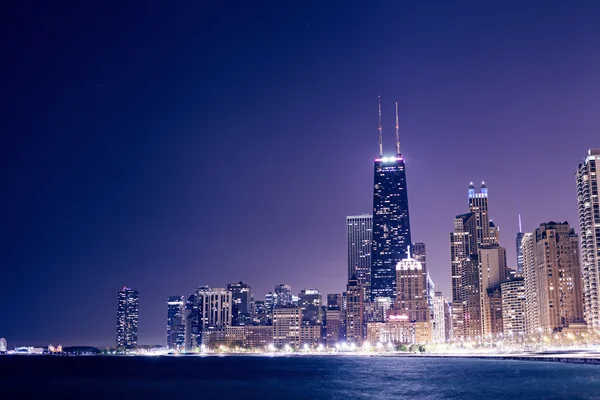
[378,96,383,157]
[395,101,400,156]
[519,214,522,233]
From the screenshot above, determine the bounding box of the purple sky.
[3,1,600,347]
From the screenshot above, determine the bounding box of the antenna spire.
[395,101,400,156]
[407,245,412,259]
[518,214,522,233]
[378,96,383,157]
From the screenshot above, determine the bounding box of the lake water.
[1,355,599,399]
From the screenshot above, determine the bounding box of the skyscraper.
[345,275,365,343]
[274,284,293,307]
[576,148,600,329]
[468,182,496,247]
[501,276,525,336]
[432,292,447,343]
[116,287,139,350]
[347,214,373,287]
[166,295,185,350]
[522,233,538,334]
[227,281,252,326]
[196,287,233,330]
[371,99,412,300]
[298,289,322,326]
[516,215,525,274]
[273,306,302,348]
[395,248,429,323]
[532,222,585,332]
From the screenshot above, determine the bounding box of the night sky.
[3,1,600,347]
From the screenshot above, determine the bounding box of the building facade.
[298,289,322,326]
[227,281,252,326]
[501,277,526,336]
[371,155,412,300]
[576,148,600,329]
[395,251,429,323]
[432,292,447,343]
[345,276,365,343]
[166,295,185,349]
[273,306,302,348]
[533,222,585,332]
[522,233,539,334]
[347,215,373,289]
[116,287,139,350]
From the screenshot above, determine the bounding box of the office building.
[345,275,365,343]
[274,284,293,307]
[327,293,342,309]
[245,326,274,348]
[395,248,429,323]
[166,295,185,350]
[197,287,233,330]
[116,287,139,350]
[533,222,585,332]
[501,276,526,336]
[298,289,322,326]
[273,306,302,348]
[522,233,538,334]
[347,215,373,288]
[325,307,343,347]
[432,292,447,343]
[371,99,412,300]
[576,148,600,328]
[227,281,252,326]
[479,245,508,336]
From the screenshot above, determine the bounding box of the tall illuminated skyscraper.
[576,148,600,329]
[116,287,139,350]
[347,214,373,288]
[371,99,412,300]
[516,215,525,274]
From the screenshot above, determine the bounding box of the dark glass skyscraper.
[371,156,412,300]
[116,287,139,350]
[371,99,412,300]
[166,295,185,349]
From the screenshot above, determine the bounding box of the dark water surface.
[1,355,599,399]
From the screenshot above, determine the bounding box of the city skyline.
[4,2,600,347]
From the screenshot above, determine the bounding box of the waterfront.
[1,355,599,399]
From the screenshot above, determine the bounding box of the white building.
[577,148,600,329]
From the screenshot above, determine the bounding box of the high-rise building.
[522,233,538,334]
[371,99,412,300]
[116,287,139,350]
[345,275,365,343]
[450,211,476,340]
[347,215,373,288]
[273,306,302,348]
[166,296,185,350]
[298,289,322,326]
[479,245,508,337]
[576,148,600,329]
[327,293,342,309]
[432,292,447,343]
[227,281,252,326]
[197,287,233,331]
[274,284,293,307]
[501,276,525,337]
[468,182,497,247]
[325,307,343,347]
[252,300,269,326]
[184,293,200,349]
[516,215,525,274]
[461,256,482,340]
[412,242,426,272]
[533,222,585,332]
[395,248,429,323]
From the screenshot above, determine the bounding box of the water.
[1,355,599,399]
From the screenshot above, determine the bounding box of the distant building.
[432,292,447,343]
[516,215,525,274]
[576,149,600,329]
[325,307,343,347]
[345,275,365,344]
[522,233,538,335]
[273,306,302,348]
[347,215,373,289]
[395,249,429,323]
[533,222,585,332]
[371,102,413,301]
[252,300,269,326]
[197,287,233,331]
[298,289,322,326]
[501,276,526,337]
[274,284,293,307]
[479,245,508,336]
[483,286,503,338]
[244,326,273,348]
[227,281,252,326]
[166,296,185,349]
[116,287,139,350]
[327,293,342,309]
[300,325,322,347]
